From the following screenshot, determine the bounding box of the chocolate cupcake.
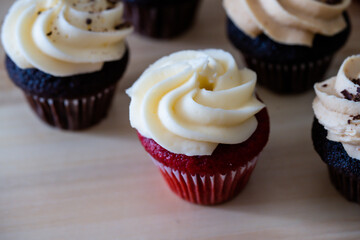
[127,49,270,205]
[224,0,351,94]
[122,0,200,38]
[1,0,133,130]
[312,55,360,203]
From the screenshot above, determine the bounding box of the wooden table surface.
[1,1,360,239]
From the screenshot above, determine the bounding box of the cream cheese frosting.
[223,0,350,46]
[127,49,265,156]
[1,0,133,76]
[313,55,360,159]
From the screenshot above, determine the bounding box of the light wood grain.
[1,1,360,239]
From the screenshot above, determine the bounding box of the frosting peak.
[223,0,350,46]
[313,55,360,160]
[1,0,133,76]
[127,49,265,156]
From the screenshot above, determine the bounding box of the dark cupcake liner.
[243,54,333,94]
[328,166,360,203]
[123,0,200,38]
[24,84,117,130]
[151,155,258,205]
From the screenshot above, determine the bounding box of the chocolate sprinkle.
[341,89,360,102]
[353,115,360,120]
[354,95,360,102]
[46,31,52,36]
[322,84,328,88]
[341,89,353,100]
[86,18,92,25]
[105,0,119,10]
[348,119,351,124]
[351,78,360,86]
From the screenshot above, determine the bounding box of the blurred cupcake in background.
[122,0,201,39]
[312,54,360,203]
[2,0,133,130]
[224,0,351,94]
[127,49,270,205]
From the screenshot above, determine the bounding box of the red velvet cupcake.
[127,49,270,205]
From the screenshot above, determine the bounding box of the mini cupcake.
[312,55,360,203]
[122,0,200,38]
[127,49,270,205]
[2,0,133,130]
[223,0,351,94]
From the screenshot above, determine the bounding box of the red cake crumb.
[138,108,270,176]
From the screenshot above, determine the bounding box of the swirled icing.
[223,0,350,46]
[1,0,132,76]
[127,49,265,156]
[313,55,360,159]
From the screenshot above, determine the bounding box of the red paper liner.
[123,0,200,38]
[24,84,117,130]
[151,155,258,205]
[243,55,333,94]
[328,166,360,203]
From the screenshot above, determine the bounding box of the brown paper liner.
[24,84,117,130]
[151,156,258,205]
[123,0,200,38]
[328,166,360,203]
[243,55,333,94]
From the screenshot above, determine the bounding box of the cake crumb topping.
[351,78,360,86]
[341,89,360,102]
[353,115,360,120]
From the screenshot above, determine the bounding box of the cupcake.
[122,0,200,38]
[127,49,270,205]
[2,0,133,130]
[312,55,360,203]
[223,0,351,94]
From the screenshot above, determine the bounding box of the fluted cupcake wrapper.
[24,84,117,130]
[123,0,200,39]
[328,166,360,203]
[243,55,333,94]
[151,156,258,205]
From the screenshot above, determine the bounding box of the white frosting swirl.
[313,55,360,160]
[1,0,133,76]
[223,0,350,46]
[127,49,265,156]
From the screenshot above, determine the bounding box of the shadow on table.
[213,137,360,226]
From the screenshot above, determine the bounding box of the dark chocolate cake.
[312,117,360,202]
